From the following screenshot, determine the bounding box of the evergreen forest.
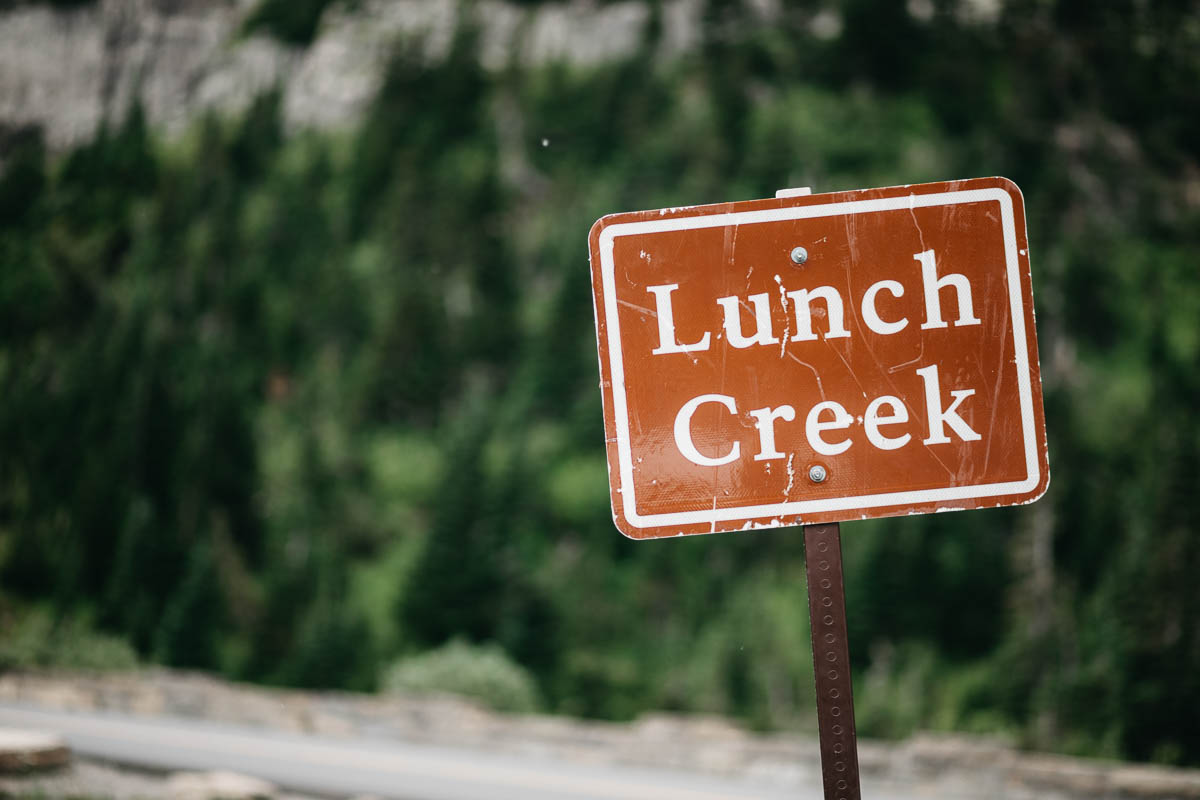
[2,0,1199,768]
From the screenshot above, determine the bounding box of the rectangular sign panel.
[588,177,1049,539]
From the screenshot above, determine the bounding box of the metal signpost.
[587,177,1050,799]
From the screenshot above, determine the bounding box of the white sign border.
[597,188,1040,530]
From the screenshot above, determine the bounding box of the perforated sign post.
[587,177,1049,799]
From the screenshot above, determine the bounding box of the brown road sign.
[588,177,1049,539]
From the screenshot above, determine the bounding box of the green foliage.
[667,576,816,730]
[545,456,609,524]
[242,0,336,45]
[1,0,1199,768]
[382,639,541,713]
[0,610,139,672]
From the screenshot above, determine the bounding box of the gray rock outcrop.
[0,0,710,150]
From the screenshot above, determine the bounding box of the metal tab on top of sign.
[588,177,1050,800]
[588,177,1049,539]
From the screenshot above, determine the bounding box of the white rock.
[166,769,277,800]
[0,728,71,772]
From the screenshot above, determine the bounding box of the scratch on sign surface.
[775,274,790,357]
[786,351,827,401]
[617,299,658,318]
[908,194,929,254]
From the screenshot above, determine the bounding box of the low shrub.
[0,611,139,672]
[381,639,540,713]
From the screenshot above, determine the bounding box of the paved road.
[0,704,886,800]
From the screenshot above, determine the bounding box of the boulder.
[0,729,71,773]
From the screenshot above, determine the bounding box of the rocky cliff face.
[0,0,714,150]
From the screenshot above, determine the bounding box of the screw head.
[808,464,828,483]
[790,246,808,266]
